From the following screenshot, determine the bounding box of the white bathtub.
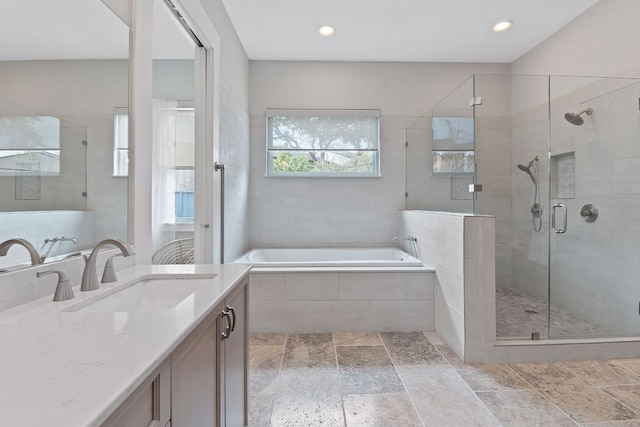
[235,247,435,333]
[235,247,424,270]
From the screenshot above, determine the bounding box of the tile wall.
[399,210,497,362]
[249,270,435,333]
[499,77,640,337]
[219,81,251,262]
[545,78,640,336]
[248,116,409,248]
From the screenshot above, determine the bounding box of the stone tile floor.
[249,331,640,426]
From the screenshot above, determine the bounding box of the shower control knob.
[580,204,598,223]
[531,203,543,218]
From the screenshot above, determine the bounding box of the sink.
[65,275,216,313]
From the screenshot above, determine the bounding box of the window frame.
[431,116,475,176]
[0,115,62,176]
[112,107,129,177]
[265,109,381,178]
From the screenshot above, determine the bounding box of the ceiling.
[0,0,129,61]
[0,0,194,61]
[220,0,601,63]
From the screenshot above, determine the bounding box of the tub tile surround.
[250,331,640,426]
[249,270,435,333]
[400,210,496,361]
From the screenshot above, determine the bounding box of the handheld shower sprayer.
[517,156,542,232]
[517,156,539,185]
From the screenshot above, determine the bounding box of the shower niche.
[550,152,575,199]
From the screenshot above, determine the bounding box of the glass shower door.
[548,75,640,339]
[474,74,551,340]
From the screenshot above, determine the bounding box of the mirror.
[151,0,198,261]
[0,0,129,268]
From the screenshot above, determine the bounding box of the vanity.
[0,263,250,426]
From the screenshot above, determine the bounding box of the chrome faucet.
[392,236,417,243]
[0,238,43,266]
[45,236,77,244]
[392,235,419,258]
[81,239,135,292]
[37,270,74,302]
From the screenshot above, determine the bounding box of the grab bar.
[214,162,226,263]
[552,203,567,234]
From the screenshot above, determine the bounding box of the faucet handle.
[36,270,74,302]
[101,253,123,284]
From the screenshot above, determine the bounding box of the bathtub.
[234,248,435,333]
[235,247,425,270]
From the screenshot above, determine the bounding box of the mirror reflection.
[0,0,129,269]
[151,0,198,263]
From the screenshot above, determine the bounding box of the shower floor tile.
[249,332,640,426]
[496,286,611,338]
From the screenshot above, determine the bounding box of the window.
[173,107,195,222]
[112,105,195,222]
[113,108,129,177]
[266,109,380,177]
[0,116,61,176]
[431,117,474,175]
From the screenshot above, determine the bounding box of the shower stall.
[406,73,640,342]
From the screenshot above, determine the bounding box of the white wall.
[199,0,249,110]
[249,61,508,249]
[511,0,640,77]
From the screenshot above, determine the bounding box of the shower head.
[517,156,539,171]
[517,163,532,172]
[517,156,539,184]
[564,108,593,126]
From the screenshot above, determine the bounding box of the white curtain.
[151,99,178,253]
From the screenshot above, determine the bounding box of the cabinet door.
[102,360,170,427]
[171,308,221,427]
[221,279,248,427]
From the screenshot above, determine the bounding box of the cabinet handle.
[227,305,236,332]
[221,308,231,340]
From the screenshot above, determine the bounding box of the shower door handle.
[552,203,567,234]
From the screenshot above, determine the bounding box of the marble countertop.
[0,263,251,427]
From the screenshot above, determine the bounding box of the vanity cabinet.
[102,360,171,427]
[101,277,248,427]
[219,281,248,427]
[171,304,222,427]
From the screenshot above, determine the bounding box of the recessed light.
[492,20,513,33]
[318,25,335,37]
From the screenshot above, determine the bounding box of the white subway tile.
[338,273,404,300]
[305,300,371,314]
[305,312,371,333]
[285,273,339,300]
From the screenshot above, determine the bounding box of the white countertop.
[0,264,250,427]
